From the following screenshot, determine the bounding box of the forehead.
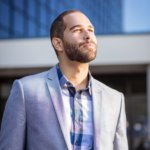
[63,12,93,29]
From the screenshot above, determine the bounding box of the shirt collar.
[56,64,92,95]
[56,64,69,88]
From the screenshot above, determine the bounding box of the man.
[0,10,128,150]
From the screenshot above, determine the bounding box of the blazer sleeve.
[0,80,26,150]
[113,93,129,150]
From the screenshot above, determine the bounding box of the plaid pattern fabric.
[57,65,94,150]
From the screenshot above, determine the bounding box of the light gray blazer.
[0,65,128,150]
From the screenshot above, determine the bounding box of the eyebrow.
[69,25,94,31]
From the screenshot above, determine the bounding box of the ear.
[52,37,63,52]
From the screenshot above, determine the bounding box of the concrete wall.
[0,34,150,68]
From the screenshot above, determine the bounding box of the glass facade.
[0,0,123,39]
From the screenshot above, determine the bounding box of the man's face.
[62,12,97,63]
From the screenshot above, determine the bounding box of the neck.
[59,61,89,90]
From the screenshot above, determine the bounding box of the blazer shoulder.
[14,65,57,89]
[20,70,49,83]
[10,70,52,99]
[19,65,57,84]
[92,77,122,96]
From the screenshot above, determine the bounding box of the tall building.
[0,0,123,39]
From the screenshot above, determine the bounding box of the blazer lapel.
[92,78,103,150]
[46,66,72,150]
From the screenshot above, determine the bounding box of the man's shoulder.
[15,66,57,86]
[20,70,49,82]
[20,66,56,81]
[92,77,122,96]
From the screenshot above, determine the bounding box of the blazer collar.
[46,66,72,150]
[91,77,103,150]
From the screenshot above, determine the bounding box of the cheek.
[64,34,78,44]
[93,35,97,44]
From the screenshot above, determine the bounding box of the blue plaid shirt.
[57,65,94,150]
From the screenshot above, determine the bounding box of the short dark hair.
[50,9,81,40]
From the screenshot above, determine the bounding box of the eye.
[73,28,83,32]
[88,28,94,32]
[73,28,82,33]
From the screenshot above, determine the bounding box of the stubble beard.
[62,39,97,63]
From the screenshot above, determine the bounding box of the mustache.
[79,41,96,47]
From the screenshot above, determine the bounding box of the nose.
[83,30,91,40]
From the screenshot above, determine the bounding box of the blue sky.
[123,0,150,33]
